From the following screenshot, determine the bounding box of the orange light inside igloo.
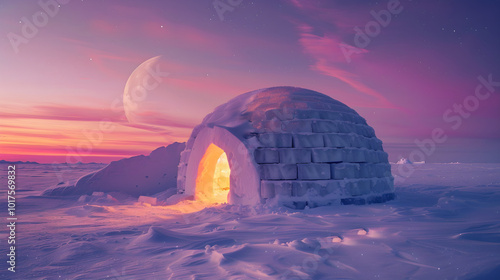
[195,144,230,204]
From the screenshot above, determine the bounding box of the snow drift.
[43,142,185,197]
[396,157,425,164]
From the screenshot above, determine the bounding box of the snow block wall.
[178,87,395,209]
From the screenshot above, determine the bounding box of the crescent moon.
[123,56,163,123]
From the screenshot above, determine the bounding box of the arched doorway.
[180,126,261,206]
[195,144,230,204]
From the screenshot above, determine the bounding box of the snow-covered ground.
[1,163,500,279]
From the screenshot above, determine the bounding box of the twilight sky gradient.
[1,0,499,163]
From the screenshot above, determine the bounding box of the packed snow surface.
[1,163,500,279]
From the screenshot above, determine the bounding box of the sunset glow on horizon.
[1,0,499,163]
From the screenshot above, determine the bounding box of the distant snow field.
[1,162,500,279]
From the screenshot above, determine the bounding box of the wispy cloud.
[289,2,398,109]
[2,143,147,158]
[0,104,200,132]
[0,104,125,122]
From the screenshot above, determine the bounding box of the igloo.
[177,87,395,209]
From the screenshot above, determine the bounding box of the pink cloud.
[0,104,195,138]
[85,3,234,58]
[2,143,147,158]
[1,130,72,140]
[295,23,396,109]
[0,104,125,123]
[126,111,198,129]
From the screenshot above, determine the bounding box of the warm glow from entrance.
[195,144,230,204]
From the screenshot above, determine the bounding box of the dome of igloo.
[178,86,395,208]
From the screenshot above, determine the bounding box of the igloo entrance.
[179,125,261,206]
[195,144,230,203]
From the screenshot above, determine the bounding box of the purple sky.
[0,0,499,163]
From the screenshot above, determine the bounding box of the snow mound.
[43,142,185,197]
[77,192,118,205]
[396,157,413,164]
[132,226,188,244]
[396,157,426,164]
[129,226,237,251]
[65,205,111,217]
[50,242,106,266]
